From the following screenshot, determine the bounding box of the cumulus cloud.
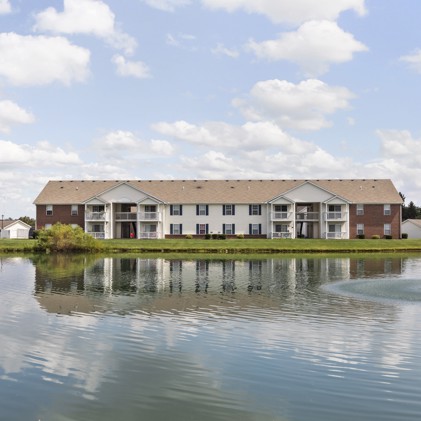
[0,100,35,133]
[400,49,421,73]
[112,55,151,78]
[0,33,90,86]
[165,33,196,50]
[246,20,368,76]
[211,43,239,58]
[232,79,355,131]
[34,0,137,55]
[202,0,367,25]
[141,0,192,12]
[0,0,11,14]
[0,140,82,166]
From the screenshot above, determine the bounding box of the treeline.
[400,193,421,220]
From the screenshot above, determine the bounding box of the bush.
[402,233,408,239]
[35,223,102,253]
[236,233,245,239]
[185,234,193,239]
[205,233,211,239]
[218,234,226,240]
[384,235,393,239]
[371,235,380,239]
[356,234,365,239]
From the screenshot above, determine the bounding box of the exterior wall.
[401,221,421,239]
[36,204,85,229]
[349,204,401,238]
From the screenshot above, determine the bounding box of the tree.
[18,216,36,227]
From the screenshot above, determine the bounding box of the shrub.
[185,234,193,239]
[218,234,226,240]
[236,233,244,239]
[384,235,393,239]
[356,234,365,239]
[402,233,408,239]
[205,233,211,239]
[35,223,102,253]
[211,233,218,239]
[371,235,380,239]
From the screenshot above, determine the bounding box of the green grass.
[2,238,421,254]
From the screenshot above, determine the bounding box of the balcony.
[115,212,137,221]
[272,232,292,239]
[139,232,158,239]
[271,211,293,221]
[324,212,347,221]
[88,232,105,239]
[296,212,319,221]
[85,212,107,221]
[138,211,161,221]
[325,232,346,239]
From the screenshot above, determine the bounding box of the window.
[170,224,183,235]
[356,204,364,215]
[196,205,209,216]
[329,205,341,212]
[196,224,209,235]
[93,224,103,233]
[71,205,78,216]
[223,223,235,235]
[223,204,235,215]
[45,224,52,229]
[357,224,364,235]
[249,223,261,235]
[329,224,340,233]
[384,204,391,215]
[170,205,182,216]
[46,205,53,216]
[93,205,104,213]
[384,224,392,236]
[249,205,262,215]
[145,205,156,212]
[275,224,289,233]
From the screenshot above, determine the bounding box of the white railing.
[324,212,347,221]
[139,232,158,239]
[115,212,137,220]
[85,212,107,221]
[296,212,319,220]
[88,232,105,239]
[271,212,293,220]
[272,232,292,239]
[325,232,346,239]
[138,212,161,221]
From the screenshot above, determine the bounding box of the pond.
[1,254,421,421]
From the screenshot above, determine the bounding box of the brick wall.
[349,204,401,238]
[36,205,85,229]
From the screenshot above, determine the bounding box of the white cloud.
[0,33,90,86]
[202,0,367,25]
[400,50,421,73]
[112,55,151,78]
[246,20,368,76]
[0,140,82,165]
[211,43,239,58]
[34,0,137,55]
[233,79,355,131]
[141,0,192,12]
[0,100,35,133]
[0,0,11,14]
[165,33,196,50]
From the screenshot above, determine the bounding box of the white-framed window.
[223,204,235,215]
[250,223,261,235]
[93,205,104,212]
[384,224,392,236]
[249,205,261,215]
[92,224,104,233]
[275,224,289,233]
[197,224,208,235]
[46,205,53,216]
[197,205,208,216]
[71,205,78,216]
[171,224,182,235]
[384,204,391,215]
[171,205,182,216]
[329,224,341,233]
[45,224,52,229]
[223,224,235,235]
[356,204,364,215]
[357,224,364,235]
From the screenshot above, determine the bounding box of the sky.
[1,0,421,218]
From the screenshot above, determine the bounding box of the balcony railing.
[85,212,107,221]
[138,212,161,221]
[271,212,293,220]
[88,231,105,239]
[115,212,137,221]
[324,212,347,221]
[272,232,292,239]
[325,232,346,239]
[139,232,158,239]
[296,212,319,221]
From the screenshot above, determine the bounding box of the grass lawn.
[2,238,421,254]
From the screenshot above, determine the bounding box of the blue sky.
[1,0,421,218]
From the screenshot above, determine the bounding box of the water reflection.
[2,255,421,421]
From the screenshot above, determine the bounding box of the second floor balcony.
[138,211,161,221]
[271,211,293,221]
[296,212,319,221]
[85,212,107,221]
[324,212,348,221]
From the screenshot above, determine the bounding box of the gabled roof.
[33,179,403,205]
[1,219,31,230]
[402,219,421,228]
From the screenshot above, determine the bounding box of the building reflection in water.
[33,256,404,315]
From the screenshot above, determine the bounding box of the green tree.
[18,216,36,227]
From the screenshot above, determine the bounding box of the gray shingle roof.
[33,179,402,205]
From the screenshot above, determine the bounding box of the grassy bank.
[2,238,421,254]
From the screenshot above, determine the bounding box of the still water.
[1,254,421,421]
